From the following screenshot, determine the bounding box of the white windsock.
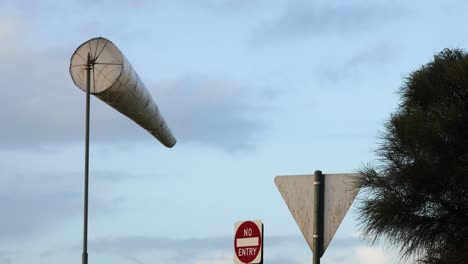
[69,37,176,148]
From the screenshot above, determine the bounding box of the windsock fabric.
[70,37,176,148]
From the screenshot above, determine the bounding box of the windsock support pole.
[82,53,92,264]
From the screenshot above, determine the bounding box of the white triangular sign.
[274,173,360,256]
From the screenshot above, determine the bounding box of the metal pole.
[313,170,324,264]
[82,53,91,264]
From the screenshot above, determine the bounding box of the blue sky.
[1,0,467,263]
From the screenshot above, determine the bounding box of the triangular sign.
[274,173,360,256]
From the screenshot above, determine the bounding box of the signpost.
[234,220,263,264]
[275,171,360,264]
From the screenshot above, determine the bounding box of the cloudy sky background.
[1,0,467,263]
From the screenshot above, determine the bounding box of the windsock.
[69,37,176,148]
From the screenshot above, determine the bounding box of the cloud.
[0,34,269,152]
[316,42,397,84]
[1,64,267,152]
[354,246,391,264]
[0,190,81,240]
[76,0,152,6]
[191,0,260,13]
[322,245,395,264]
[0,166,80,241]
[76,234,362,264]
[0,12,22,50]
[153,75,267,151]
[328,236,362,249]
[0,250,13,264]
[0,169,126,243]
[3,0,153,11]
[0,8,272,152]
[37,234,364,264]
[194,252,232,264]
[0,13,84,150]
[253,2,404,44]
[79,234,302,263]
[120,255,146,264]
[0,3,273,152]
[86,235,231,264]
[267,256,305,264]
[89,236,230,254]
[344,42,395,68]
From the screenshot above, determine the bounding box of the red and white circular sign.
[234,220,263,264]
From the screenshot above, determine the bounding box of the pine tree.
[358,49,468,263]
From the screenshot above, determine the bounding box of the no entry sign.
[234,220,263,264]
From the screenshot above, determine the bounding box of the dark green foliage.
[358,49,468,263]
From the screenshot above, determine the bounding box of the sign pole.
[82,53,91,264]
[313,170,324,264]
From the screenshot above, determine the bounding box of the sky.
[1,0,467,263]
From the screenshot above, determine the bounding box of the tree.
[358,49,468,263]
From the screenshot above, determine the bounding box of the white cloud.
[0,15,18,39]
[194,252,232,264]
[354,246,392,264]
[0,10,23,53]
[0,7,274,152]
[322,245,395,264]
[0,15,272,152]
[153,74,268,151]
[0,168,126,242]
[252,2,405,44]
